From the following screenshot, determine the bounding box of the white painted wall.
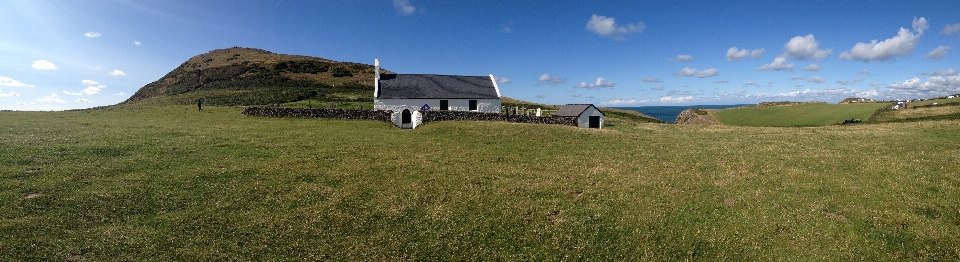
[576,106,604,129]
[375,98,501,114]
[389,110,423,129]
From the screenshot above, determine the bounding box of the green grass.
[2,104,960,260]
[713,103,889,126]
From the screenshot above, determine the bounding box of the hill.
[124,47,392,106]
[713,102,888,126]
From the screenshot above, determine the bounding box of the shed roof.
[377,74,500,99]
[553,104,603,117]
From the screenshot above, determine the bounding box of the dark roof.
[553,104,603,117]
[377,74,500,99]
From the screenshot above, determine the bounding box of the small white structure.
[553,104,604,129]
[372,59,502,129]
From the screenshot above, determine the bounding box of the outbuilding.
[553,104,604,129]
[372,59,502,129]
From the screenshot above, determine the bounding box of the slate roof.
[553,104,603,117]
[377,74,500,99]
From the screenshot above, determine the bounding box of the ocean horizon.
[613,104,754,123]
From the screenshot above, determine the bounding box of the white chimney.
[374,59,380,97]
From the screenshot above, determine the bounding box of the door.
[402,109,412,124]
[589,115,600,128]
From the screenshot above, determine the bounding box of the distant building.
[553,104,604,129]
[373,59,502,129]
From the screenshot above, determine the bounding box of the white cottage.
[372,59,502,129]
[553,104,604,129]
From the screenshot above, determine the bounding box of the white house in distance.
[553,104,604,129]
[373,59,502,128]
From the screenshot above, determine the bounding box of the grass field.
[713,103,889,126]
[2,104,960,260]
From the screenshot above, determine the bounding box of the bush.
[331,66,353,77]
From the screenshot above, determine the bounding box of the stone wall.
[241,107,392,122]
[421,110,578,126]
[241,107,579,127]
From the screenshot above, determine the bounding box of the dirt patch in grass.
[546,210,562,224]
[823,212,847,221]
[723,197,736,207]
[23,192,44,199]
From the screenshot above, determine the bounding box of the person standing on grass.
[198,99,203,111]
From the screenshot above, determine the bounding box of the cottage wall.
[375,98,501,113]
[577,106,604,128]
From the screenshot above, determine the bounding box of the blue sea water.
[613,104,753,123]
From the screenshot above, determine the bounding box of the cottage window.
[440,100,449,110]
[469,100,478,111]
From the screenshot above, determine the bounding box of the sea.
[613,104,754,123]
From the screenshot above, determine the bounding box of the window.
[440,100,448,110]
[469,100,477,111]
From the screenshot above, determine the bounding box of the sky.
[2,0,960,111]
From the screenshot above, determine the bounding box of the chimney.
[374,59,380,98]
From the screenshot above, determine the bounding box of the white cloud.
[659,96,694,103]
[673,67,719,78]
[602,99,639,105]
[74,98,91,103]
[536,73,566,86]
[944,23,960,35]
[495,77,511,84]
[804,63,822,72]
[854,78,863,83]
[807,77,825,83]
[790,75,805,80]
[743,81,757,86]
[585,14,645,40]
[715,80,730,83]
[888,75,960,93]
[923,46,951,61]
[782,34,832,60]
[931,68,958,76]
[839,17,928,62]
[576,77,615,88]
[88,66,102,70]
[642,77,662,83]
[0,76,35,87]
[836,79,850,85]
[725,47,765,61]
[62,90,83,95]
[858,68,870,75]
[84,85,105,95]
[871,82,879,87]
[108,69,126,76]
[0,89,19,97]
[650,86,665,90]
[757,57,794,71]
[84,32,101,38]
[32,60,57,70]
[114,92,127,96]
[669,55,694,62]
[82,80,99,85]
[37,93,66,103]
[134,41,142,47]
[393,0,416,15]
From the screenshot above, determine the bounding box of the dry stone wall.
[241,107,579,127]
[241,107,392,122]
[421,111,578,126]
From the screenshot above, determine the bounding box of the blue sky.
[2,0,960,110]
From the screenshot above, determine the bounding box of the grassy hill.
[713,102,889,126]
[124,47,392,107]
[2,103,959,260]
[870,97,960,123]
